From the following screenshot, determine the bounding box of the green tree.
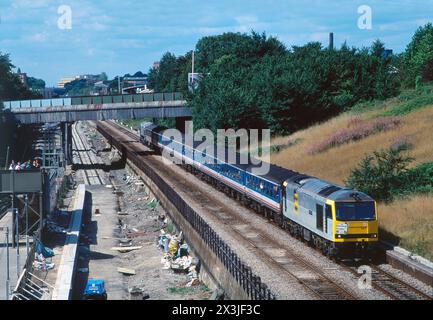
[0,52,40,106]
[27,77,46,90]
[404,23,433,86]
[98,72,108,82]
[346,146,414,201]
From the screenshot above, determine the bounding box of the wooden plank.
[110,246,142,253]
[117,267,136,275]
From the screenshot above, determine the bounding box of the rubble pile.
[158,230,202,287]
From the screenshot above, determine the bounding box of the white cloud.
[12,0,53,9]
[28,32,48,42]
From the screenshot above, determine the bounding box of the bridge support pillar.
[61,122,73,165]
[175,117,192,134]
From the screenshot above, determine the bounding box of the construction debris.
[111,246,142,253]
[33,261,55,271]
[118,267,136,275]
[157,228,201,286]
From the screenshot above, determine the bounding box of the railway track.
[98,120,361,300]
[72,122,104,186]
[343,263,432,300]
[99,120,433,301]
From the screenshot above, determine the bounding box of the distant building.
[17,72,28,86]
[57,76,78,88]
[80,74,100,85]
[123,76,147,87]
[93,81,109,95]
[153,61,160,69]
[37,87,66,99]
[381,49,393,59]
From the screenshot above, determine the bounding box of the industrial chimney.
[329,32,334,50]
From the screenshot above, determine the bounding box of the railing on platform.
[2,92,184,109]
[0,170,43,194]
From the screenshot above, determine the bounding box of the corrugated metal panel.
[92,96,102,104]
[82,97,91,104]
[113,95,123,103]
[63,98,72,106]
[123,95,133,103]
[174,92,183,100]
[30,99,42,107]
[163,92,173,101]
[11,101,21,109]
[134,94,143,102]
[143,93,153,101]
[41,99,52,107]
[154,93,163,101]
[103,96,113,104]
[72,97,82,105]
[21,100,31,108]
[51,98,65,107]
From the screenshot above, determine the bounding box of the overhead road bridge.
[2,92,190,124]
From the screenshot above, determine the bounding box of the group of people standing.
[8,159,40,171]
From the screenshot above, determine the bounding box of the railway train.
[140,122,379,258]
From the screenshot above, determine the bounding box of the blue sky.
[0,0,432,86]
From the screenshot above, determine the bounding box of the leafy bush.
[307,117,401,154]
[347,146,433,201]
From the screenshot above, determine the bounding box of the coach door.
[282,182,287,212]
[316,204,324,232]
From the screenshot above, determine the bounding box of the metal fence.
[99,124,276,300]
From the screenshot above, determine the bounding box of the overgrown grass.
[381,91,433,116]
[307,117,401,155]
[168,287,194,295]
[350,84,433,117]
[165,222,174,234]
[379,194,433,261]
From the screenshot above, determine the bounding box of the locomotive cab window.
[335,201,376,221]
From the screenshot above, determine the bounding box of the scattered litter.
[186,279,201,287]
[210,289,225,300]
[129,286,144,294]
[168,237,179,256]
[118,267,136,275]
[119,239,133,247]
[35,239,55,258]
[117,212,129,216]
[147,198,158,210]
[177,244,189,258]
[45,221,67,234]
[33,261,55,271]
[105,185,113,188]
[171,256,193,273]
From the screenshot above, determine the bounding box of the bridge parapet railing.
[3,92,184,109]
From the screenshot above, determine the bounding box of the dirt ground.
[71,121,212,300]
